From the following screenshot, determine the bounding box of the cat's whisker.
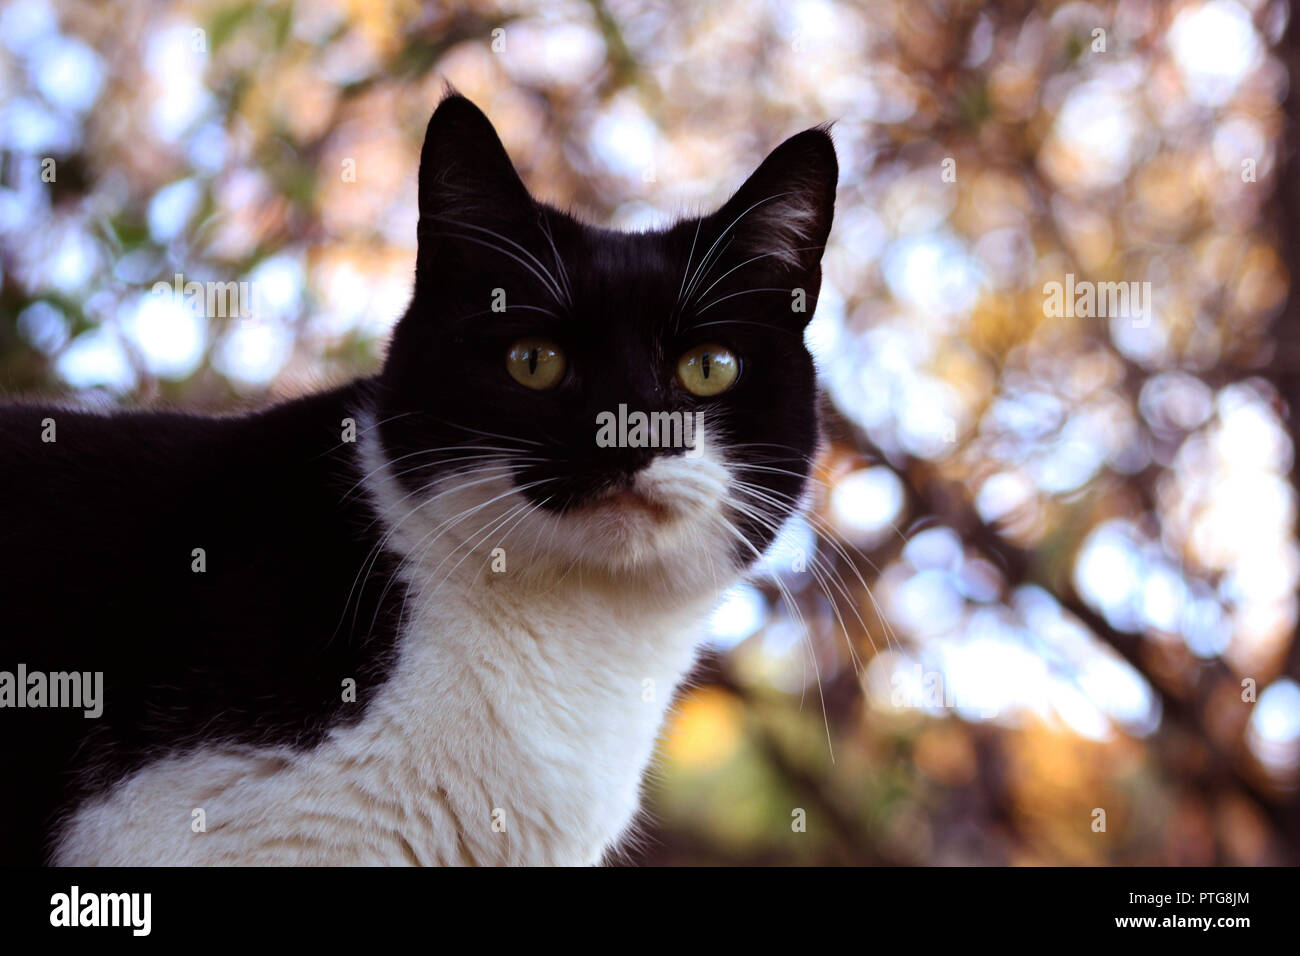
[391,498,535,636]
[453,494,552,597]
[418,417,546,448]
[425,213,569,298]
[424,217,567,305]
[368,475,559,633]
[469,494,550,589]
[428,230,565,305]
[379,449,546,484]
[538,212,573,304]
[691,244,827,307]
[696,286,790,314]
[713,511,836,762]
[334,464,525,641]
[726,490,877,668]
[731,460,834,491]
[681,192,794,305]
[341,445,540,502]
[729,478,903,653]
[313,409,423,462]
[682,236,733,309]
[449,303,560,322]
[674,219,704,327]
[350,461,530,615]
[382,497,520,638]
[356,456,541,534]
[399,485,558,625]
[689,319,801,335]
[732,457,911,551]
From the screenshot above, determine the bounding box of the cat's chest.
[369,579,707,864]
[54,591,706,866]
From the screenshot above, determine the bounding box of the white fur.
[53,413,742,866]
[735,190,821,269]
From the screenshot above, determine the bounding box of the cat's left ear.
[709,126,838,279]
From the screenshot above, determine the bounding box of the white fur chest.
[53,563,710,867]
[364,573,709,865]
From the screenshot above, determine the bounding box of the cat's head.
[372,93,835,595]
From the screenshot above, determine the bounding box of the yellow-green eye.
[507,338,566,390]
[677,343,740,396]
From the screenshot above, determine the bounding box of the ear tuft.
[712,127,838,274]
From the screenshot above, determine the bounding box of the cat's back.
[0,385,408,864]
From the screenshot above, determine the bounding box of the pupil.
[702,352,711,378]
[528,349,539,374]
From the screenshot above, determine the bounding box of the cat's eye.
[676,343,740,397]
[506,338,566,390]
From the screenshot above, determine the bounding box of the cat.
[0,92,837,865]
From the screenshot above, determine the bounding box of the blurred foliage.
[2,0,1299,864]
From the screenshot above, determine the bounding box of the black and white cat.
[0,93,836,865]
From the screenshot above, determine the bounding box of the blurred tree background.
[2,0,1299,865]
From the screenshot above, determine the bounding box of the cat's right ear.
[416,93,534,243]
[707,126,838,280]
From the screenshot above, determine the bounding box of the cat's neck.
[351,409,728,863]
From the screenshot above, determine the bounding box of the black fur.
[0,93,836,864]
